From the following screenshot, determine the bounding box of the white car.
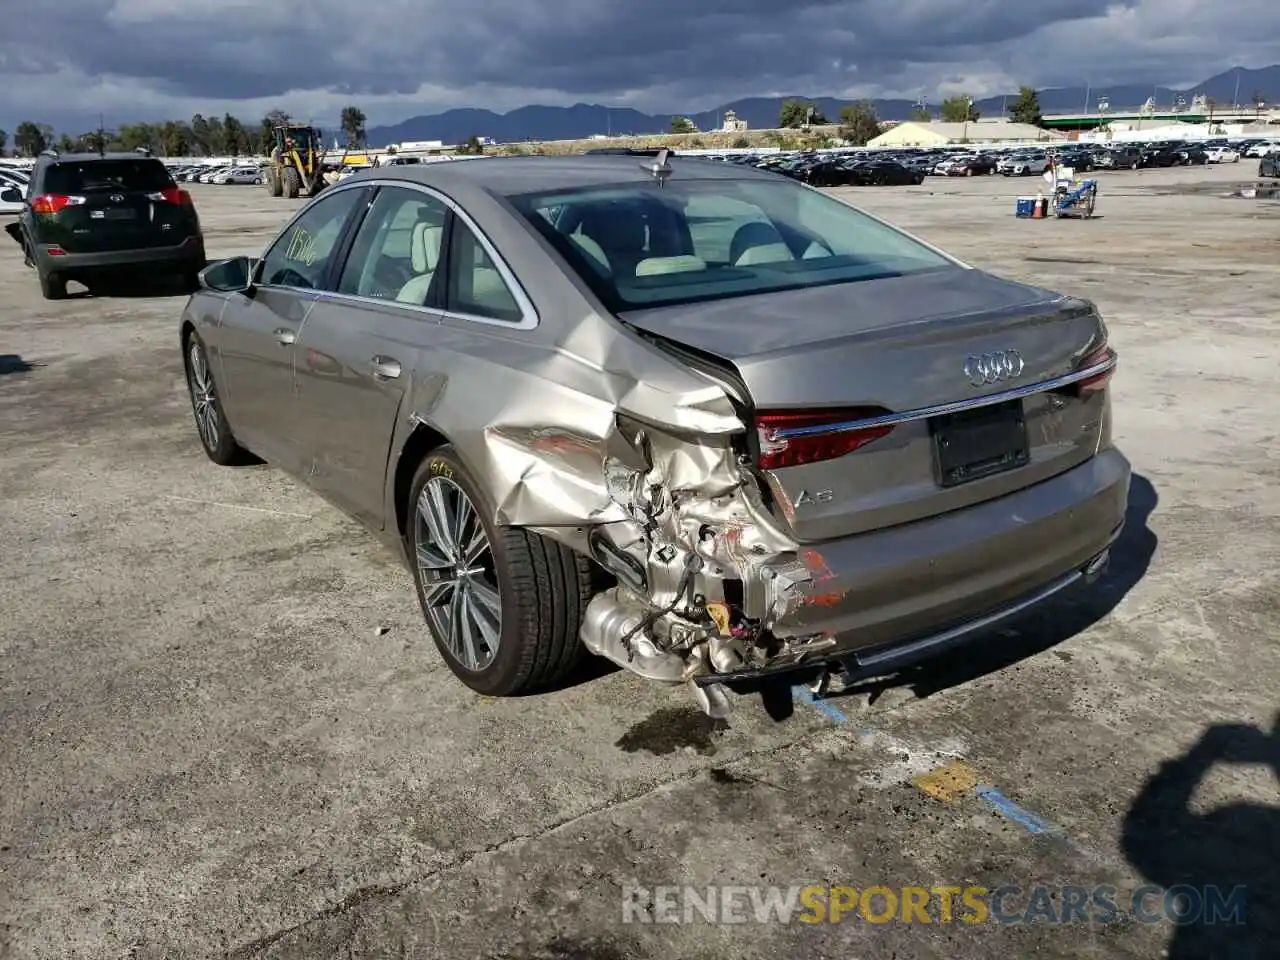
[1244,141,1279,158]
[1205,147,1240,163]
[198,167,230,183]
[0,180,23,215]
[0,167,29,189]
[211,166,264,185]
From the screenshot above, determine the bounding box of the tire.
[408,446,594,697]
[1131,161,1139,170]
[183,332,243,466]
[266,169,283,197]
[283,167,301,199]
[38,266,66,300]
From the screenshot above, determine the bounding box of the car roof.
[38,152,162,163]
[344,154,779,196]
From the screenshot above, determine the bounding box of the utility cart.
[1052,176,1098,218]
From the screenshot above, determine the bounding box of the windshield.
[44,159,174,195]
[509,176,952,310]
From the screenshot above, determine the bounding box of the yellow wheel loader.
[264,124,327,199]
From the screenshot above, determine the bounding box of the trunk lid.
[620,266,1110,542]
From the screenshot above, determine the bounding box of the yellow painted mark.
[706,601,732,635]
[912,760,980,803]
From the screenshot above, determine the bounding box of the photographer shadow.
[1121,716,1280,958]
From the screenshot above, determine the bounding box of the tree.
[56,133,76,153]
[222,114,246,156]
[1008,86,1042,126]
[340,105,367,148]
[908,106,931,121]
[13,121,47,157]
[939,95,980,123]
[838,101,883,146]
[0,128,7,155]
[731,136,750,148]
[80,128,109,154]
[670,116,696,133]
[779,99,820,128]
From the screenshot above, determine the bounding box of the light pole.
[961,95,974,142]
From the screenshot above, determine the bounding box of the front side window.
[258,187,365,289]
[337,186,448,304]
[509,176,952,310]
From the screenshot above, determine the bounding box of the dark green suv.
[3,150,206,299]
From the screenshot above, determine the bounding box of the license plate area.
[930,399,1029,487]
[91,208,137,221]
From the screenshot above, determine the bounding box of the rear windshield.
[509,175,951,310]
[44,159,175,195]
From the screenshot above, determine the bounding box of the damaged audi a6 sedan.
[180,151,1130,716]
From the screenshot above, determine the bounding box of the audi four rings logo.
[964,349,1025,386]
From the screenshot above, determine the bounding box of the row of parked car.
[167,163,266,185]
[708,134,1279,187]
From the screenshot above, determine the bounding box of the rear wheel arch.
[394,420,452,540]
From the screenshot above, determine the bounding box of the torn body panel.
[576,416,832,690]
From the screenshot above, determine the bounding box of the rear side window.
[43,160,175,195]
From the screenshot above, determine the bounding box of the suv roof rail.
[40,148,59,159]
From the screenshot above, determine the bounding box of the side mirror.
[198,255,256,293]
[0,186,20,203]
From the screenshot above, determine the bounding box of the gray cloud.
[0,0,1277,131]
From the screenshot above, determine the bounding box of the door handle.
[370,356,402,380]
[273,327,296,346]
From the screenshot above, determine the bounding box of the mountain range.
[365,64,1280,146]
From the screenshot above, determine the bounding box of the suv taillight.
[755,407,893,470]
[30,194,85,214]
[146,187,192,205]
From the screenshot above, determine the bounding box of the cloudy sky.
[1,0,1277,133]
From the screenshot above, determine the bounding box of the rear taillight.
[147,188,192,205]
[1077,344,1117,395]
[30,194,84,214]
[755,407,893,470]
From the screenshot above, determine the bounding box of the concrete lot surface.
[1,162,1277,959]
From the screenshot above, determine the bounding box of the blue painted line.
[975,785,1057,835]
[790,685,849,723]
[790,686,1065,841]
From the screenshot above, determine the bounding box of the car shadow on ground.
[0,354,39,376]
[812,471,1159,709]
[1121,714,1280,958]
[62,275,197,299]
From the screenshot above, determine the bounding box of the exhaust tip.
[1084,549,1110,581]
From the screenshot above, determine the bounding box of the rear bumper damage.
[574,409,1131,715]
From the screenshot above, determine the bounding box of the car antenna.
[641,148,672,186]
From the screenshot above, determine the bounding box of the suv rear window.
[43,159,175,195]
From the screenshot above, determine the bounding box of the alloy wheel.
[187,340,219,451]
[415,476,501,671]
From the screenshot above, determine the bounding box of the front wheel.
[408,447,594,696]
[184,333,244,465]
